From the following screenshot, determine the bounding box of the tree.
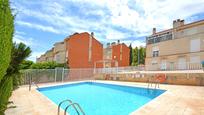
[140,47,146,64]
[6,43,31,89]
[132,47,138,66]
[129,44,133,66]
[131,46,146,66]
[0,0,14,113]
[6,43,32,75]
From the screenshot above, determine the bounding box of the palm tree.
[6,42,31,89]
[0,42,31,113]
[6,42,31,75]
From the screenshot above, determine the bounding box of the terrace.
[146,32,173,45]
[5,66,204,115]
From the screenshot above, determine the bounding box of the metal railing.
[146,62,203,71]
[64,103,85,115]
[20,63,203,86]
[58,99,81,115]
[57,99,85,115]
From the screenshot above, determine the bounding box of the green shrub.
[0,0,14,81]
[0,76,13,114]
[202,61,204,68]
[20,60,33,69]
[12,73,23,90]
[31,61,66,69]
[0,0,14,114]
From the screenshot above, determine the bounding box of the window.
[152,46,159,57]
[190,39,200,52]
[178,57,186,70]
[55,54,60,62]
[190,56,200,64]
[153,51,159,57]
[161,60,167,70]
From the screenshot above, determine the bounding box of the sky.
[11,0,204,62]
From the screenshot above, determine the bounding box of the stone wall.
[94,73,204,86]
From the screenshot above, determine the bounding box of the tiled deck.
[5,80,204,115]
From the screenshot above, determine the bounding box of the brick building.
[64,32,103,68]
[101,41,130,68]
[37,32,130,68]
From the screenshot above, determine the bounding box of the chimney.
[117,40,120,44]
[107,43,110,47]
[180,20,184,26]
[91,32,94,37]
[152,28,156,34]
[173,19,185,28]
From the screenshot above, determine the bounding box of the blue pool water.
[38,82,166,115]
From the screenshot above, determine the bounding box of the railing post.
[62,68,64,82]
[55,68,57,82]
[29,73,32,91]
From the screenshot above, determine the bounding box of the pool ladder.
[147,76,160,89]
[58,99,85,115]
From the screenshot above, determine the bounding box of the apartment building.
[45,48,54,62]
[53,41,66,64]
[37,41,67,64]
[145,19,204,70]
[37,48,54,63]
[64,32,103,68]
[36,54,46,63]
[102,41,130,67]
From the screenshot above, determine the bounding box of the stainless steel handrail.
[64,103,85,115]
[147,76,160,89]
[58,99,80,115]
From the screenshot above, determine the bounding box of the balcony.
[146,33,173,44]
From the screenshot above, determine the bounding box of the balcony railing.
[146,62,203,71]
[146,33,173,44]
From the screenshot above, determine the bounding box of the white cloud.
[77,0,204,34]
[106,29,128,40]
[16,21,61,34]
[13,0,204,44]
[122,40,146,48]
[13,31,33,46]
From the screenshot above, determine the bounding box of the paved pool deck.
[5,80,204,115]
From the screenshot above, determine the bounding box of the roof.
[54,41,64,45]
[64,32,103,45]
[150,19,204,36]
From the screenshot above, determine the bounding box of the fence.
[146,62,203,71]
[22,68,95,84]
[22,63,204,86]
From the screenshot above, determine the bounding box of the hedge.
[31,61,66,69]
[0,0,14,81]
[0,0,14,114]
[0,76,13,114]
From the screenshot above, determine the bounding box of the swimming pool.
[38,82,166,115]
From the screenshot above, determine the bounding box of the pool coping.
[36,80,167,114]
[5,80,204,115]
